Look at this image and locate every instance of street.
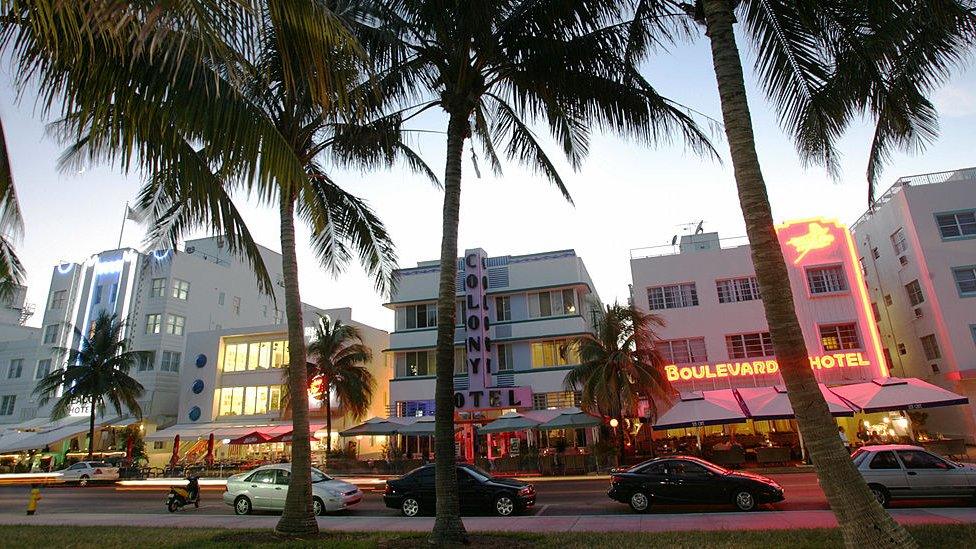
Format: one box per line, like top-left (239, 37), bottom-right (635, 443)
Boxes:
top-left (0, 473), bottom-right (970, 518)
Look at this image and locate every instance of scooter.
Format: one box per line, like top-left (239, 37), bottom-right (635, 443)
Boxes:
top-left (166, 476), bottom-right (200, 512)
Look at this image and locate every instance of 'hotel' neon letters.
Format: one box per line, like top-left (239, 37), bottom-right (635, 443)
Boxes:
top-left (663, 352), bottom-right (872, 382)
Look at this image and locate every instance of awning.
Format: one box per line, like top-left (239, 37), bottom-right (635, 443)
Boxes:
top-left (396, 416), bottom-right (436, 436)
top-left (830, 377), bottom-right (969, 413)
top-left (339, 417), bottom-right (404, 436)
top-left (653, 389), bottom-right (748, 430)
top-left (229, 431), bottom-right (274, 445)
top-left (534, 407), bottom-right (603, 430)
top-left (146, 422), bottom-right (293, 442)
top-left (736, 385), bottom-right (855, 420)
top-left (478, 412), bottom-right (540, 434)
top-left (0, 417), bottom-right (124, 453)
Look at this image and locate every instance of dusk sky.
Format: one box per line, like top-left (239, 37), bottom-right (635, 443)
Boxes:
top-left (4, 31), bottom-right (975, 332)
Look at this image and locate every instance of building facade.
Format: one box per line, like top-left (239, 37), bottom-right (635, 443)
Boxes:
top-left (851, 167), bottom-right (976, 441)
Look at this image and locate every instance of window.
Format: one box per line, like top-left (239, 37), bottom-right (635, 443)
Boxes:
top-left (806, 265), bottom-right (847, 294)
top-left (858, 257), bottom-right (867, 277)
top-left (35, 359), bottom-right (51, 380)
top-left (533, 391), bottom-right (580, 410)
top-left (49, 290), bottom-right (67, 309)
top-left (136, 351), bottom-right (155, 372)
top-left (171, 279), bottom-right (189, 300)
top-left (819, 323), bottom-right (861, 351)
top-left (150, 278), bottom-right (166, 298)
top-left (936, 211), bottom-right (976, 239)
top-left (399, 303), bottom-right (437, 330)
top-left (496, 343), bottom-right (513, 371)
top-left (952, 266), bottom-right (976, 296)
top-left (93, 284), bottom-right (103, 304)
top-left (671, 461), bottom-right (710, 479)
top-left (495, 296), bottom-right (512, 322)
top-left (402, 351), bottom-right (432, 377)
top-left (153, 441), bottom-right (166, 450)
top-left (716, 277), bottom-right (761, 303)
top-left (160, 351), bottom-right (181, 372)
top-left (0, 395), bottom-right (14, 416)
top-left (869, 451), bottom-right (901, 470)
top-left (530, 339), bottom-right (579, 368)
top-left (657, 338), bottom-right (708, 364)
top-left (215, 384), bottom-right (284, 417)
top-left (109, 283), bottom-right (118, 303)
top-left (232, 296), bottom-right (241, 315)
top-left (7, 359), bottom-right (23, 379)
top-left (871, 302), bottom-right (880, 322)
top-left (146, 314), bottom-right (161, 334)
top-left (218, 292), bottom-right (225, 306)
top-left (883, 294), bottom-right (893, 306)
top-left (890, 228), bottom-right (908, 255)
top-left (872, 247), bottom-right (880, 260)
top-left (274, 309), bottom-right (283, 324)
top-left (453, 347), bottom-right (467, 375)
top-left (43, 324), bottom-right (58, 344)
top-left (897, 450), bottom-right (951, 470)
top-left (905, 280), bottom-right (924, 306)
top-left (897, 343), bottom-right (907, 355)
top-left (726, 332), bottom-right (774, 359)
top-left (528, 289), bottom-right (577, 318)
top-left (920, 334), bottom-right (941, 360)
top-left (647, 283), bottom-right (698, 310)
top-left (165, 314), bottom-right (185, 336)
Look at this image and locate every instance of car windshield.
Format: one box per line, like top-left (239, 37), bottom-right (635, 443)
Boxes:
top-left (462, 464), bottom-right (492, 482)
top-left (311, 468), bottom-right (332, 483)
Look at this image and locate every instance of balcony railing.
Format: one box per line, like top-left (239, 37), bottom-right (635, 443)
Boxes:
top-left (852, 167), bottom-right (976, 230)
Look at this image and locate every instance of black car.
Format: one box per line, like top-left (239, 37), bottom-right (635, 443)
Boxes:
top-left (383, 463), bottom-right (536, 517)
top-left (608, 456), bottom-right (784, 512)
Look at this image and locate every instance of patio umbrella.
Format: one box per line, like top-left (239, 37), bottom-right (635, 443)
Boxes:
top-left (736, 385), bottom-right (855, 420)
top-left (397, 416), bottom-right (436, 436)
top-left (829, 377), bottom-right (969, 413)
top-left (204, 433), bottom-right (215, 466)
top-left (267, 431), bottom-right (320, 443)
top-left (478, 412), bottom-right (541, 434)
top-left (228, 431), bottom-right (274, 445)
top-left (653, 389), bottom-right (748, 430)
top-left (125, 436), bottom-right (134, 460)
top-left (537, 408), bottom-right (603, 430)
top-left (339, 417), bottom-right (403, 436)
top-left (169, 434), bottom-right (180, 467)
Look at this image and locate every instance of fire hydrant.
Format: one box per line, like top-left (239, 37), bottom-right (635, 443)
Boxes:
top-left (26, 483), bottom-right (41, 515)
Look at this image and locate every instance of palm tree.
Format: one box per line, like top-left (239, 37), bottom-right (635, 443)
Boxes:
top-left (622, 1), bottom-right (976, 545)
top-left (362, 3), bottom-right (716, 542)
top-left (33, 311), bottom-right (146, 460)
top-left (565, 303), bottom-right (671, 464)
top-left (307, 315), bottom-right (376, 453)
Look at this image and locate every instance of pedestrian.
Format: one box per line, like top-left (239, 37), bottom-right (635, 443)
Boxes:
top-left (838, 426), bottom-right (850, 452)
top-left (26, 483), bottom-right (41, 516)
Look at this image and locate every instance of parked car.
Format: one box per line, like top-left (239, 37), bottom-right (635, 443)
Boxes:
top-left (56, 461), bottom-right (120, 486)
top-left (383, 463), bottom-right (536, 517)
top-left (608, 456), bottom-right (784, 512)
top-left (223, 464), bottom-right (363, 516)
top-left (852, 444), bottom-right (976, 507)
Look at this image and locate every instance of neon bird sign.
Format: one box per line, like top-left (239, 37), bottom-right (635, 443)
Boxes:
top-left (786, 222), bottom-right (835, 264)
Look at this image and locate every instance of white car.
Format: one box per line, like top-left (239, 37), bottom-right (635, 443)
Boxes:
top-left (223, 464), bottom-right (363, 516)
top-left (852, 444), bottom-right (976, 506)
top-left (57, 461), bottom-right (120, 486)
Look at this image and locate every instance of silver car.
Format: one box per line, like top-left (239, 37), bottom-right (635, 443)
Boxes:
top-left (223, 464), bottom-right (363, 516)
top-left (852, 444), bottom-right (976, 506)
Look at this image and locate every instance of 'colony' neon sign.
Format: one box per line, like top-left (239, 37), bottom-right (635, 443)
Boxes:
top-left (664, 352), bottom-right (872, 382)
top-left (786, 222), bottom-right (835, 264)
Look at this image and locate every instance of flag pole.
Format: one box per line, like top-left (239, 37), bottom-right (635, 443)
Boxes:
top-left (118, 201), bottom-right (128, 249)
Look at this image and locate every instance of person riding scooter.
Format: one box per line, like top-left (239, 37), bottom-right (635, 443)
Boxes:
top-left (166, 475), bottom-right (200, 512)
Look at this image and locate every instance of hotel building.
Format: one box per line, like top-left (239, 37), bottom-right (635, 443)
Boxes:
top-left (851, 167), bottom-right (976, 441)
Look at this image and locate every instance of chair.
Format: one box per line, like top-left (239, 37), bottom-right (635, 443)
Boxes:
top-left (756, 446), bottom-right (791, 465)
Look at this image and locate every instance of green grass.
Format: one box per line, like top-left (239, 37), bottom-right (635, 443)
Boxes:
top-left (0, 525), bottom-right (973, 548)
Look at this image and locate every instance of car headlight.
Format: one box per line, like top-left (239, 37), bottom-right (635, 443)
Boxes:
top-left (326, 489), bottom-right (343, 498)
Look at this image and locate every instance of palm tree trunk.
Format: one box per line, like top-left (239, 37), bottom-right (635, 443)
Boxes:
top-left (429, 111), bottom-right (469, 546)
top-left (275, 192), bottom-right (319, 537)
top-left (87, 400), bottom-right (96, 460)
top-left (325, 393), bottom-right (333, 453)
top-left (616, 415), bottom-right (625, 466)
top-left (699, 1), bottom-right (915, 547)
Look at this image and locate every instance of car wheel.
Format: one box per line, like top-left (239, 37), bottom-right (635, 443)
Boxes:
top-left (234, 496), bottom-right (252, 515)
top-left (494, 494), bottom-right (516, 517)
top-left (78, 475), bottom-right (90, 487)
top-left (401, 497), bottom-right (421, 517)
top-left (869, 484), bottom-right (890, 508)
top-left (313, 497), bottom-right (325, 516)
top-left (733, 490), bottom-right (757, 511)
top-left (629, 491), bottom-right (651, 513)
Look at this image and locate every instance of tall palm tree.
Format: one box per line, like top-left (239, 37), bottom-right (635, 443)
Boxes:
top-left (33, 311), bottom-right (146, 460)
top-left (565, 303), bottom-right (671, 463)
top-left (362, 2), bottom-right (716, 542)
top-left (623, 1), bottom-right (976, 545)
top-left (307, 315), bottom-right (376, 453)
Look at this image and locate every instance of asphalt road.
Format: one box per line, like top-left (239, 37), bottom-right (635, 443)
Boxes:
top-left (0, 473), bottom-right (968, 518)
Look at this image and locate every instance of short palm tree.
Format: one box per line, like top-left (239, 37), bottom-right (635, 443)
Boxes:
top-left (565, 304), bottom-right (671, 464)
top-left (307, 316), bottom-right (376, 453)
top-left (33, 311), bottom-right (146, 460)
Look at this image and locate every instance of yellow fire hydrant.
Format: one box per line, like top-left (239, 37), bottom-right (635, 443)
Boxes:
top-left (26, 484), bottom-right (41, 515)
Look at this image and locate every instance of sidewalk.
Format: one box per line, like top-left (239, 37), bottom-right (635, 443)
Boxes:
top-left (2, 508), bottom-right (973, 532)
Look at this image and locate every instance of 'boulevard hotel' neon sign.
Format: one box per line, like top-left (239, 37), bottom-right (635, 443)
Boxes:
top-left (454, 249), bottom-right (532, 411)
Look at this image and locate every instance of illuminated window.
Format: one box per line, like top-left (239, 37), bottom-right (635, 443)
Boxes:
top-left (160, 351), bottom-right (181, 372)
top-left (716, 277), bottom-right (760, 304)
top-left (495, 296), bottom-right (512, 322)
top-left (497, 343), bottom-right (514, 371)
top-left (269, 386), bottom-right (282, 411)
top-left (401, 351), bottom-right (431, 377)
top-left (819, 323), bottom-right (861, 351)
top-left (455, 299), bottom-right (466, 326)
top-left (920, 334), bottom-right (941, 360)
top-left (532, 391), bottom-right (580, 410)
top-left (171, 279), bottom-right (190, 300)
top-left (890, 228), bottom-right (908, 255)
top-left (258, 342), bottom-right (272, 369)
top-left (230, 387), bottom-right (244, 415)
top-left (243, 387), bottom-right (256, 415)
top-left (647, 283), bottom-right (698, 310)
top-left (528, 289), bottom-right (577, 318)
top-left (657, 338), bottom-right (708, 364)
top-left (453, 347), bottom-right (467, 375)
top-left (165, 314), bottom-right (185, 336)
top-left (725, 332), bottom-right (774, 359)
top-left (806, 265), bottom-right (847, 294)
top-left (255, 386), bottom-right (269, 414)
top-left (272, 341), bottom-right (288, 368)
top-left (936, 211), bottom-right (976, 239)
top-left (952, 266), bottom-right (976, 296)
top-left (904, 280), bottom-right (924, 306)
top-left (43, 324), bottom-right (58, 344)
top-left (530, 339), bottom-right (578, 368)
top-left (247, 342), bottom-right (260, 370)
top-left (137, 351), bottom-right (155, 371)
top-left (145, 314), bottom-right (161, 334)
top-left (150, 278), bottom-right (166, 298)
top-left (49, 290), bottom-right (67, 310)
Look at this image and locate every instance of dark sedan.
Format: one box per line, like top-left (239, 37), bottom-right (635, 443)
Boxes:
top-left (383, 463), bottom-right (536, 517)
top-left (608, 456), bottom-right (784, 512)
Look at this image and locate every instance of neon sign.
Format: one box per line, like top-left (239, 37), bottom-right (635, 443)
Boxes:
top-left (786, 222), bottom-right (835, 264)
top-left (664, 352), bottom-right (872, 382)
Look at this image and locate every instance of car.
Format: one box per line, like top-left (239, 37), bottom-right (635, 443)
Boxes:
top-left (56, 461), bottom-right (119, 486)
top-left (222, 464), bottom-right (363, 516)
top-left (383, 463), bottom-right (536, 517)
top-left (607, 456), bottom-right (784, 512)
top-left (852, 444), bottom-right (976, 507)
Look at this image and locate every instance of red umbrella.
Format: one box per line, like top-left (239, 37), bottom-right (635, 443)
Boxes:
top-left (125, 436), bottom-right (134, 459)
top-left (228, 431), bottom-right (274, 445)
top-left (267, 431), bottom-right (319, 444)
top-left (169, 434), bottom-right (180, 467)
top-left (204, 433), bottom-right (215, 466)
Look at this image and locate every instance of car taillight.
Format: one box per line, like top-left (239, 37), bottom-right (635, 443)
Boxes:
top-left (611, 475), bottom-right (623, 484)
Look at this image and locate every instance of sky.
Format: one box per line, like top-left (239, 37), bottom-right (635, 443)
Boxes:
top-left (3, 29), bottom-right (975, 333)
